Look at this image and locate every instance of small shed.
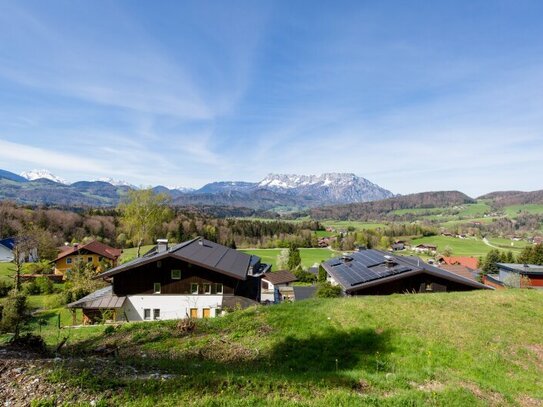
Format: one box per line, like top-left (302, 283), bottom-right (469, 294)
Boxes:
top-left (67, 286), bottom-right (126, 325)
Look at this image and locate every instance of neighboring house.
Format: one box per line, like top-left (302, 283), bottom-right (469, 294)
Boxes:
top-left (68, 237), bottom-right (270, 324)
top-left (261, 270), bottom-right (297, 303)
top-left (391, 242), bottom-right (405, 251)
top-left (413, 244), bottom-right (437, 253)
top-left (0, 238), bottom-right (15, 262)
top-left (438, 264), bottom-right (479, 282)
top-left (321, 249), bottom-right (489, 296)
top-left (438, 256), bottom-right (479, 270)
top-left (494, 263), bottom-right (543, 288)
top-left (0, 237), bottom-right (38, 263)
top-left (54, 240), bottom-right (122, 276)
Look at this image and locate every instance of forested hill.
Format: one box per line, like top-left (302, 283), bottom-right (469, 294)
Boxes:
top-left (478, 190), bottom-right (543, 207)
top-left (310, 191), bottom-right (475, 220)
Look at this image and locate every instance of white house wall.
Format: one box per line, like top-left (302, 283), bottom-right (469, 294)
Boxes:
top-left (121, 295), bottom-right (223, 321)
top-left (0, 245), bottom-right (13, 262)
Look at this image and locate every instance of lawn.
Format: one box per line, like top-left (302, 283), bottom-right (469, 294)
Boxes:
top-left (16, 290), bottom-right (543, 406)
top-left (241, 248), bottom-right (339, 270)
top-left (321, 220), bottom-right (388, 231)
top-left (487, 237), bottom-right (530, 250)
top-left (0, 261), bottom-right (12, 282)
top-left (503, 204), bottom-right (543, 218)
top-left (120, 245), bottom-right (155, 262)
top-left (409, 235), bottom-right (495, 257)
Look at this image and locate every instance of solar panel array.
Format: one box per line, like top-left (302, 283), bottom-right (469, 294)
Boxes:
top-left (323, 250), bottom-right (422, 288)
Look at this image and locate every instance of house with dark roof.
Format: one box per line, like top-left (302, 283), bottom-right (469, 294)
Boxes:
top-left (321, 249), bottom-right (489, 296)
top-left (0, 237), bottom-right (15, 262)
top-left (494, 263), bottom-right (543, 288)
top-left (261, 270), bottom-right (297, 303)
top-left (54, 240), bottom-right (122, 276)
top-left (68, 237), bottom-right (270, 323)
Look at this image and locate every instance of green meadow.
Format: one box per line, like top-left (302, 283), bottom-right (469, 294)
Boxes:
top-left (18, 290), bottom-right (543, 406)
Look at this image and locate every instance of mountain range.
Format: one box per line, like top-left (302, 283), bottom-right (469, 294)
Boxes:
top-left (0, 169), bottom-right (394, 210)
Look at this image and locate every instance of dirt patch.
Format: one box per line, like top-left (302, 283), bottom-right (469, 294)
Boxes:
top-left (517, 395), bottom-right (543, 407)
top-left (526, 344), bottom-right (543, 369)
top-left (461, 382), bottom-right (506, 406)
top-left (411, 380), bottom-right (445, 392)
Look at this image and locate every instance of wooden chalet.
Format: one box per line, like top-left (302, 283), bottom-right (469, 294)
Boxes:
top-left (67, 237), bottom-right (270, 324)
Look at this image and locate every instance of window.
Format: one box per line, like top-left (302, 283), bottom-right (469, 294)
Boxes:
top-left (154, 283), bottom-right (161, 294)
top-left (171, 269), bottom-right (181, 280)
top-left (66, 257), bottom-right (72, 264)
top-left (153, 309), bottom-right (160, 320)
top-left (191, 283), bottom-right (199, 295)
top-left (203, 283), bottom-right (211, 295)
top-left (261, 281), bottom-right (269, 290)
top-left (216, 283), bottom-right (223, 294)
top-left (144, 309), bottom-right (151, 320)
top-left (87, 257), bottom-right (93, 263)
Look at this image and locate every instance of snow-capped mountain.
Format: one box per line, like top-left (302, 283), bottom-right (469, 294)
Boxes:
top-left (20, 169), bottom-right (69, 185)
top-left (166, 186), bottom-right (196, 193)
top-left (257, 173), bottom-right (394, 203)
top-left (95, 177), bottom-right (137, 188)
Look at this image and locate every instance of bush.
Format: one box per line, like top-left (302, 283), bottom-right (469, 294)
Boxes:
top-left (293, 268), bottom-right (317, 283)
top-left (22, 280), bottom-right (41, 295)
top-left (0, 280), bottom-right (12, 297)
top-left (35, 276), bottom-right (54, 294)
top-left (22, 260), bottom-right (54, 275)
top-left (0, 290), bottom-right (30, 337)
top-left (316, 282), bottom-right (342, 298)
top-left (43, 293), bottom-right (66, 309)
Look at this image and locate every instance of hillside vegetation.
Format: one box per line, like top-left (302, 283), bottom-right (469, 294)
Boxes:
top-left (18, 290), bottom-right (543, 406)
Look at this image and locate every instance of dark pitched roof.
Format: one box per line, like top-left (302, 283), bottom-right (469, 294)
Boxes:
top-left (97, 237), bottom-right (268, 281)
top-left (56, 240), bottom-right (122, 262)
top-left (293, 286), bottom-right (317, 301)
top-left (0, 237), bottom-right (15, 250)
top-left (262, 270), bottom-right (297, 285)
top-left (497, 263), bottom-right (543, 274)
top-left (322, 250), bottom-right (489, 293)
top-left (67, 286), bottom-right (125, 309)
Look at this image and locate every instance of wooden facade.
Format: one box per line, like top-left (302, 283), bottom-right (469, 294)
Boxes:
top-left (112, 257), bottom-right (260, 301)
top-left (349, 273), bottom-right (481, 296)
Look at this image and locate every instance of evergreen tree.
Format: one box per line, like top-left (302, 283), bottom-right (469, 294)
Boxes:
top-left (287, 244), bottom-right (302, 271)
top-left (481, 249), bottom-right (502, 274)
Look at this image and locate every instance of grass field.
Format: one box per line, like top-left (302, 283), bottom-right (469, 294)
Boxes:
top-left (14, 290), bottom-right (543, 406)
top-left (320, 220), bottom-right (388, 231)
top-left (0, 261), bottom-right (12, 282)
top-left (409, 235), bottom-right (494, 257)
top-left (487, 237), bottom-right (529, 250)
top-left (242, 248), bottom-right (339, 270)
top-left (503, 204), bottom-right (543, 218)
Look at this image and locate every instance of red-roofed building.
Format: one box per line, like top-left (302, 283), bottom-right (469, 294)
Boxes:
top-left (438, 256), bottom-right (479, 270)
top-left (54, 240), bottom-right (122, 276)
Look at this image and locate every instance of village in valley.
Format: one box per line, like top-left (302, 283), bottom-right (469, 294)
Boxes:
top-left (2, 1), bottom-right (543, 405)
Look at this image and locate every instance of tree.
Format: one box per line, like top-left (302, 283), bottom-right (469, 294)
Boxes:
top-left (315, 282), bottom-right (342, 298)
top-left (276, 249), bottom-right (289, 270)
top-left (481, 249), bottom-right (502, 275)
top-left (0, 290), bottom-right (30, 339)
top-left (441, 245), bottom-right (453, 257)
top-left (287, 244), bottom-right (302, 271)
top-left (118, 189), bottom-right (171, 257)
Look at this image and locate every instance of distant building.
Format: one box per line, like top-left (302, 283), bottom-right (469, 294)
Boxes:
top-left (261, 270), bottom-right (298, 303)
top-left (438, 256), bottom-right (479, 270)
top-left (0, 238), bottom-right (15, 262)
top-left (391, 242), bottom-right (405, 251)
top-left (54, 240), bottom-right (122, 276)
top-left (413, 244), bottom-right (437, 254)
top-left (321, 250), bottom-right (489, 295)
top-left (495, 263), bottom-right (543, 288)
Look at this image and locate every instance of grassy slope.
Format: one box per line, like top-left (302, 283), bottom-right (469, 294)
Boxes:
top-left (0, 261), bottom-right (12, 282)
top-left (410, 235), bottom-right (501, 257)
top-left (504, 204), bottom-right (543, 218)
top-left (39, 290), bottom-right (543, 406)
top-left (241, 248), bottom-right (338, 270)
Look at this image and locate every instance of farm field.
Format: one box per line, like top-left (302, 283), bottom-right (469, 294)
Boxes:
top-left (487, 237), bottom-right (530, 250)
top-left (320, 220), bottom-right (388, 231)
top-left (5, 290), bottom-right (543, 406)
top-left (503, 204), bottom-right (543, 218)
top-left (409, 235), bottom-right (496, 257)
top-left (242, 248), bottom-right (339, 270)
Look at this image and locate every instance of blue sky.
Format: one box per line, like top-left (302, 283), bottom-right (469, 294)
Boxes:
top-left (0, 1), bottom-right (542, 196)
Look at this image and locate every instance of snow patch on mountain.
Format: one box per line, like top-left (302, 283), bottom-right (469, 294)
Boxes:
top-left (95, 177), bottom-right (137, 188)
top-left (21, 169), bottom-right (69, 185)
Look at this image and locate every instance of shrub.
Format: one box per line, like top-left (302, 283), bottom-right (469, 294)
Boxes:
top-left (316, 282), bottom-right (342, 298)
top-left (35, 276), bottom-right (54, 294)
top-left (0, 290), bottom-right (30, 338)
top-left (0, 280), bottom-right (12, 297)
top-left (22, 280), bottom-right (41, 295)
top-left (43, 293), bottom-right (65, 309)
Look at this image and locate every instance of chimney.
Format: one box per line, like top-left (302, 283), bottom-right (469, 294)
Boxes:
top-left (157, 239), bottom-right (168, 253)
